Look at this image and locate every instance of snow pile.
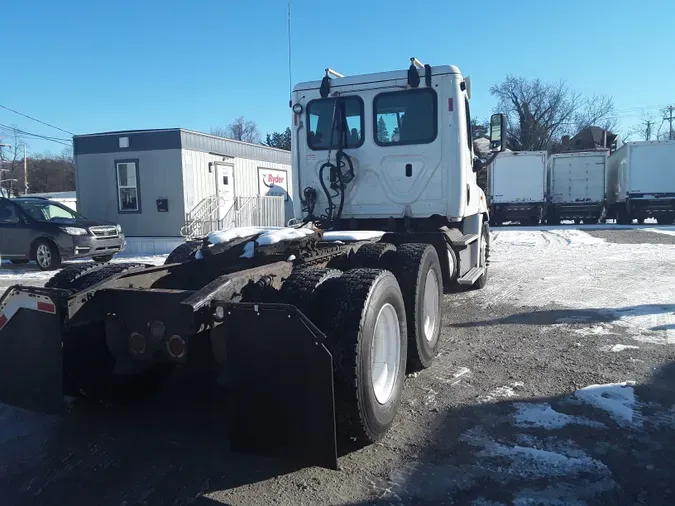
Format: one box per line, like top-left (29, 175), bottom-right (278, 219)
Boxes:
top-left (207, 226), bottom-right (316, 246)
top-left (486, 228), bottom-right (675, 344)
top-left (240, 241), bottom-right (255, 259)
top-left (547, 229), bottom-right (607, 246)
top-left (600, 344), bottom-right (639, 352)
top-left (207, 227), bottom-right (274, 245)
top-left (513, 402), bottom-right (604, 429)
top-left (200, 226), bottom-right (317, 259)
top-left (570, 382), bottom-right (639, 427)
top-left (322, 230), bottom-right (385, 242)
top-left (255, 227), bottom-right (315, 245)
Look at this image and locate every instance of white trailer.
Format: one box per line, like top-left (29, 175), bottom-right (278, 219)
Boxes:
top-left (547, 150), bottom-right (608, 224)
top-left (488, 150), bottom-right (547, 225)
top-left (606, 140), bottom-right (675, 224)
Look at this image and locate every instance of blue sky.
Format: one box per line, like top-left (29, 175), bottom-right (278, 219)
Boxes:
top-left (0, 0), bottom-right (672, 155)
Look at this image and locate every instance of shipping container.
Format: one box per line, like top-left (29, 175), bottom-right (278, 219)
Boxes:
top-left (547, 150), bottom-right (608, 224)
top-left (488, 150), bottom-right (547, 225)
top-left (606, 140), bottom-right (675, 224)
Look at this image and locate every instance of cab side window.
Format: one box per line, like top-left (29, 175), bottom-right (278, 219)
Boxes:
top-left (0, 201), bottom-right (20, 224)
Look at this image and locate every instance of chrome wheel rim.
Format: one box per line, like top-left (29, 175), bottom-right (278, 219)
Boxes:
top-left (370, 303), bottom-right (401, 405)
top-left (36, 244), bottom-right (51, 267)
top-left (423, 269), bottom-right (440, 342)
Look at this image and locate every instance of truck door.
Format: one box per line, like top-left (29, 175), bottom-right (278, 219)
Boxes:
top-left (214, 163), bottom-right (235, 228)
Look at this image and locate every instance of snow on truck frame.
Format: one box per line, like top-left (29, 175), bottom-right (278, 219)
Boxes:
top-left (0, 58), bottom-right (505, 469)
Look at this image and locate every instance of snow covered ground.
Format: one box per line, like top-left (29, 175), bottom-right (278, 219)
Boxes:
top-left (486, 225), bottom-right (675, 345)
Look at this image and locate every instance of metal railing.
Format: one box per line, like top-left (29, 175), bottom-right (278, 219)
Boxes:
top-left (181, 195), bottom-right (286, 239)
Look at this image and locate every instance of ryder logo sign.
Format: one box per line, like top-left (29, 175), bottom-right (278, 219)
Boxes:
top-left (258, 168), bottom-right (288, 200)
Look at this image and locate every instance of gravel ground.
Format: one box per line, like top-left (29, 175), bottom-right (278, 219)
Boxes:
top-left (1, 227), bottom-right (674, 506)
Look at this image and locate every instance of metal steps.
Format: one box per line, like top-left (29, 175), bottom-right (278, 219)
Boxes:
top-left (451, 234), bottom-right (479, 247)
top-left (457, 266), bottom-right (485, 285)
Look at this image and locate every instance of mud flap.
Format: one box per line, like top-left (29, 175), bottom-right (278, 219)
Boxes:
top-left (214, 302), bottom-right (338, 470)
top-left (0, 286), bottom-right (67, 414)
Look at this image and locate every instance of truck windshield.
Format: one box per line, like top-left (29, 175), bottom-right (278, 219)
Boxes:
top-left (307, 97), bottom-right (364, 150)
top-left (17, 200), bottom-right (83, 222)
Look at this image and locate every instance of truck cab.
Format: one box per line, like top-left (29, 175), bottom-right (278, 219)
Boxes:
top-left (290, 59), bottom-right (505, 287)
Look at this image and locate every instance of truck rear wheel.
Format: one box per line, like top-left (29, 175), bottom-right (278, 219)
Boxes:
top-left (314, 269), bottom-right (407, 444)
top-left (394, 244), bottom-right (443, 372)
top-left (165, 241), bottom-right (202, 264)
top-left (66, 263), bottom-right (150, 292)
top-left (349, 243), bottom-right (397, 269)
top-left (45, 262), bottom-right (107, 289)
top-left (280, 267), bottom-right (342, 315)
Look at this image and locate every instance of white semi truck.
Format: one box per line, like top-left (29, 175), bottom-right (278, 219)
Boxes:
top-left (488, 150), bottom-right (548, 225)
top-left (547, 150), bottom-right (608, 224)
top-left (0, 58), bottom-right (506, 469)
top-left (606, 140), bottom-right (675, 224)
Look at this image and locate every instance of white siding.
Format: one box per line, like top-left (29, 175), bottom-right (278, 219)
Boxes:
top-left (75, 149), bottom-right (185, 237)
top-left (181, 149), bottom-right (294, 222)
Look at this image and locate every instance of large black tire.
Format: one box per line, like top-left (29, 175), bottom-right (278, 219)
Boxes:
top-left (473, 222), bottom-right (490, 290)
top-left (33, 238), bottom-right (61, 271)
top-left (349, 243), bottom-right (397, 270)
top-left (657, 216), bottom-right (674, 225)
top-left (313, 269), bottom-right (407, 444)
top-left (394, 244), bottom-right (443, 372)
top-left (165, 241), bottom-right (202, 264)
top-left (67, 262), bottom-right (149, 293)
top-left (45, 262), bottom-right (107, 289)
top-left (279, 266), bottom-right (342, 315)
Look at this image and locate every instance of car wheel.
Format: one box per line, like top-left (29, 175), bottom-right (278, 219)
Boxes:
top-left (34, 239), bottom-right (61, 271)
top-left (93, 255), bottom-right (114, 263)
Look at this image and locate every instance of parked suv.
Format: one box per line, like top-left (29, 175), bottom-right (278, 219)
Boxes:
top-left (0, 196), bottom-right (126, 270)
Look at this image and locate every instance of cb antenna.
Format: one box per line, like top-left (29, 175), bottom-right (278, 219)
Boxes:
top-left (287, 0), bottom-right (293, 107)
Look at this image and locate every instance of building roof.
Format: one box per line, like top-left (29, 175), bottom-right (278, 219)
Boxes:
top-left (73, 128), bottom-right (291, 165)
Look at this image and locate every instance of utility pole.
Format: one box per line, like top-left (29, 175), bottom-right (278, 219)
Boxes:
top-left (664, 106), bottom-right (674, 141)
top-left (23, 144), bottom-right (27, 194)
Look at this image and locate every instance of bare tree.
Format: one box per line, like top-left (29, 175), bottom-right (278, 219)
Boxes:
top-left (625, 114), bottom-right (656, 141)
top-left (211, 117), bottom-right (261, 143)
top-left (0, 129), bottom-right (25, 196)
top-left (490, 75), bottom-right (616, 151)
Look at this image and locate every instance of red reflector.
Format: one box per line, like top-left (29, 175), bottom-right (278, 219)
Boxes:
top-left (448, 98), bottom-right (454, 112)
top-left (293, 113), bottom-right (299, 126)
top-left (37, 301), bottom-right (56, 314)
top-left (0, 314), bottom-right (7, 330)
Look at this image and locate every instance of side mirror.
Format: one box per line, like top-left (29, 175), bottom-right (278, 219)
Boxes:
top-left (489, 113), bottom-right (506, 153)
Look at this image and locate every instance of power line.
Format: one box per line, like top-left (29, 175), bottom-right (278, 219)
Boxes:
top-left (0, 124), bottom-right (72, 147)
top-left (0, 103), bottom-right (74, 136)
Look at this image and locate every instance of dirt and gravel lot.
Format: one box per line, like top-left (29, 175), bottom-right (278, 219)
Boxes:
top-left (1, 226), bottom-right (675, 506)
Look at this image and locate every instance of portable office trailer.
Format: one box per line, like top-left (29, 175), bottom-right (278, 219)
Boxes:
top-left (488, 150), bottom-right (547, 225)
top-left (606, 140), bottom-right (675, 224)
top-left (547, 150), bottom-right (608, 224)
top-left (73, 129), bottom-right (292, 253)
